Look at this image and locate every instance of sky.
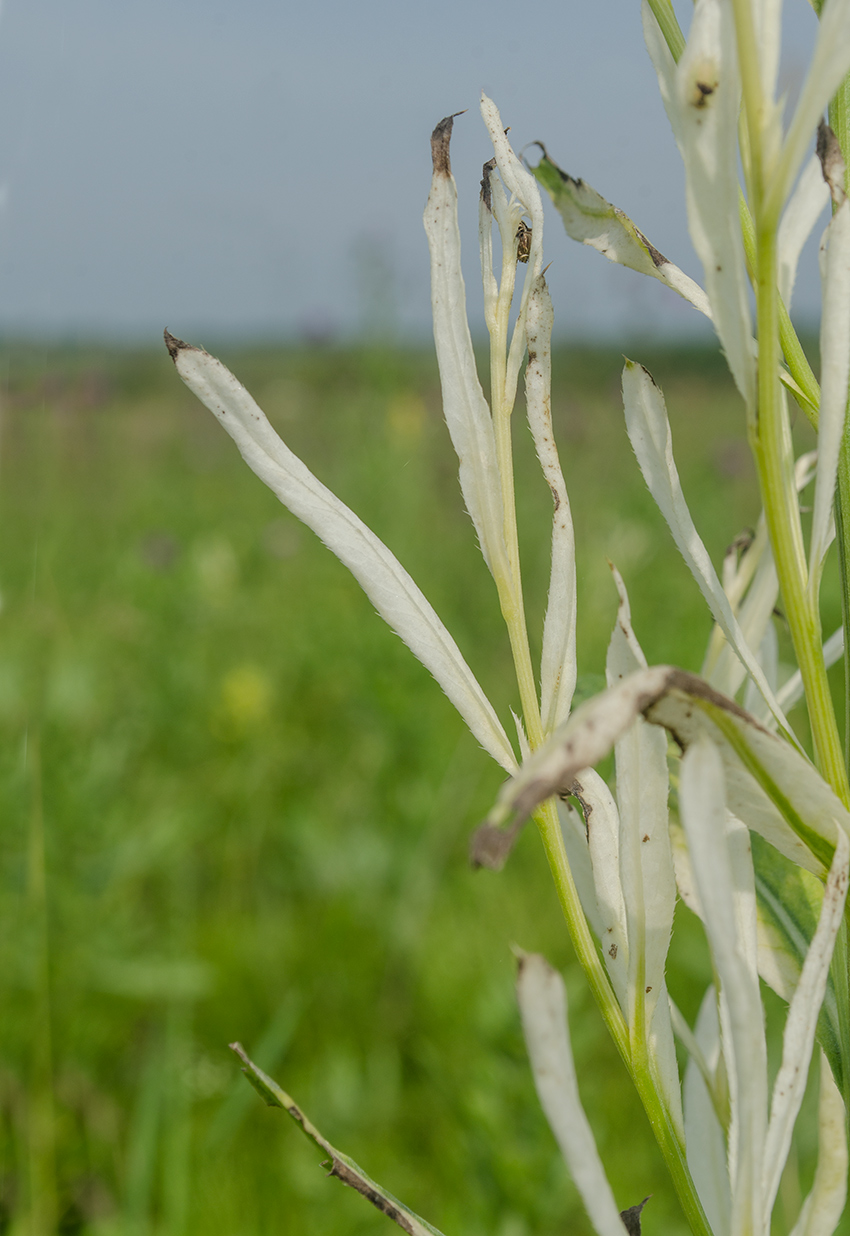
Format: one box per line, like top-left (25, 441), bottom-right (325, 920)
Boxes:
top-left (0, 0), bottom-right (826, 344)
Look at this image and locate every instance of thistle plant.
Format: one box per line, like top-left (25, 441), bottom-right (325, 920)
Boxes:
top-left (165, 1), bottom-right (850, 1233)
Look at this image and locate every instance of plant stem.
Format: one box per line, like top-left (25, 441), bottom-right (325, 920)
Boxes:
top-left (738, 189), bottom-right (821, 425)
top-left (750, 225), bottom-right (848, 804)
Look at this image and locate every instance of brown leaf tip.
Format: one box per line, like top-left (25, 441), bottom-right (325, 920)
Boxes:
top-left (163, 328), bottom-right (192, 361)
top-left (620, 1196), bottom-right (651, 1236)
top-left (431, 111), bottom-right (465, 177)
top-left (470, 820), bottom-right (520, 870)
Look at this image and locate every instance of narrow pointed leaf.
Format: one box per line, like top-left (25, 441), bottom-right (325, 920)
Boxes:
top-left (532, 151), bottom-right (711, 318)
top-left (229, 1044), bottom-right (447, 1236)
top-left (516, 953), bottom-right (628, 1236)
top-left (606, 570), bottom-right (676, 1048)
top-left (772, 0), bottom-right (850, 216)
top-left (679, 737), bottom-right (767, 1236)
top-left (480, 94), bottom-right (546, 410)
top-left (673, 0), bottom-right (756, 408)
top-left (526, 274), bottom-right (576, 731)
top-left (682, 989), bottom-right (732, 1236)
top-left (762, 829), bottom-right (849, 1215)
top-left (571, 769), bottom-right (630, 1012)
top-left (788, 1054), bottom-right (848, 1236)
top-left (622, 360), bottom-right (791, 737)
top-left (809, 198), bottom-right (850, 587)
top-left (165, 335), bottom-right (517, 774)
top-left (709, 544), bottom-right (778, 701)
top-left (557, 796), bottom-right (606, 941)
top-left (753, 834), bottom-right (845, 1095)
top-left (778, 155), bottom-right (830, 307)
top-left (424, 115), bottom-right (511, 584)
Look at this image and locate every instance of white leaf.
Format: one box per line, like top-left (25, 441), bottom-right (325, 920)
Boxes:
top-left (516, 953), bottom-right (627, 1236)
top-left (622, 361), bottom-right (791, 736)
top-left (683, 988), bottom-right (732, 1236)
top-left (533, 150), bottom-right (711, 319)
top-left (778, 155), bottom-right (830, 308)
top-left (710, 543), bottom-right (778, 701)
top-left (774, 0), bottom-right (850, 217)
top-left (809, 198), bottom-right (850, 589)
top-left (788, 1053), bottom-right (848, 1236)
top-left (642, 0), bottom-right (684, 154)
top-left (572, 770), bottom-right (629, 1012)
top-left (166, 336), bottom-right (517, 774)
top-left (674, 0), bottom-right (756, 408)
top-left (606, 569), bottom-right (676, 1038)
top-left (762, 829), bottom-right (849, 1216)
top-left (423, 116), bottom-right (510, 584)
top-left (480, 94), bottom-right (546, 409)
top-left (679, 736), bottom-right (767, 1236)
top-left (557, 796), bottom-right (605, 940)
top-left (526, 275), bottom-right (577, 732)
top-left (475, 666), bottom-right (846, 879)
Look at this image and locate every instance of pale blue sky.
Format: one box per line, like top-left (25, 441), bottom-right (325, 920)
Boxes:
top-left (0, 0), bottom-right (824, 342)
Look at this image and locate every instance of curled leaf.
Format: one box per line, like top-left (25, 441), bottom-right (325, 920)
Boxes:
top-left (474, 666), bottom-right (847, 874)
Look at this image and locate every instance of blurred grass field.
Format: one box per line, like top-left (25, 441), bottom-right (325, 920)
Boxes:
top-left (0, 339), bottom-right (835, 1236)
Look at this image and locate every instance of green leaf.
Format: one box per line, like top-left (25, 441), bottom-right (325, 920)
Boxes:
top-left (752, 834), bottom-right (845, 1097)
top-left (229, 1043), bottom-right (449, 1236)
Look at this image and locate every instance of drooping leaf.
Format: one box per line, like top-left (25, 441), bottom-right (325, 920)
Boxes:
top-left (531, 150), bottom-right (711, 318)
top-left (474, 666), bottom-right (847, 875)
top-left (230, 1043), bottom-right (448, 1236)
top-left (165, 334), bottom-right (517, 774)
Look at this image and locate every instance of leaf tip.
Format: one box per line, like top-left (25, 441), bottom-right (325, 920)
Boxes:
top-left (430, 112), bottom-right (465, 177)
top-left (620, 1196), bottom-right (651, 1236)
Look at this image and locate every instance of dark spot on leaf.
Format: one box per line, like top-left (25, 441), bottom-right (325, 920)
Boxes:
top-left (692, 80), bottom-right (717, 108)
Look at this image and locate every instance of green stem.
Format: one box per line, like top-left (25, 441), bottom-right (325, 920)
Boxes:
top-left (644, 0), bottom-right (685, 62)
top-left (750, 225), bottom-right (848, 804)
top-left (535, 800), bottom-right (712, 1236)
top-left (739, 188), bottom-right (821, 425)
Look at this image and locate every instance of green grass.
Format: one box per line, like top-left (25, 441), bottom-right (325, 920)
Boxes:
top-left (0, 339), bottom-right (832, 1235)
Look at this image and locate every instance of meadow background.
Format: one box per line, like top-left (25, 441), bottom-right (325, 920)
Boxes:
top-left (2, 337), bottom-right (839, 1236)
